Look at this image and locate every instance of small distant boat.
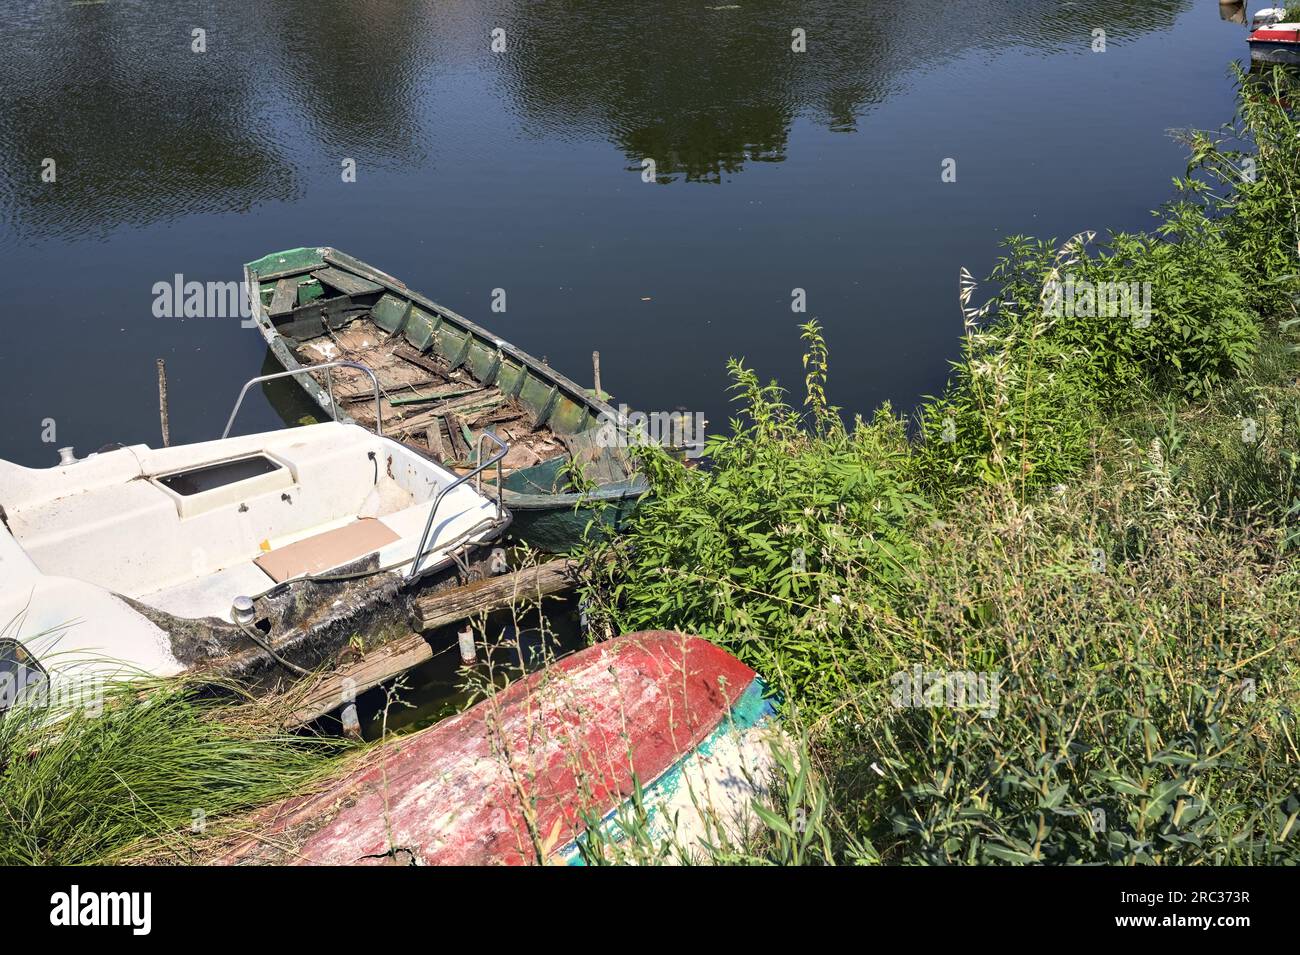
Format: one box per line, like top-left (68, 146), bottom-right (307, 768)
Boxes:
top-left (216, 631), bottom-right (778, 865)
top-left (1249, 10), bottom-right (1300, 64)
top-left (243, 248), bottom-right (648, 553)
top-left (0, 394), bottom-right (509, 704)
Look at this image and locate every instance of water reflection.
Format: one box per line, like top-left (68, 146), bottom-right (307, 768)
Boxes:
top-left (0, 0), bottom-right (1237, 472)
top-left (0, 2), bottom-right (296, 237)
top-left (256, 0), bottom-right (439, 167)
top-left (0, 0), bottom-right (1197, 237)
top-left (496, 0), bottom-right (1191, 182)
top-left (1220, 2), bottom-right (1247, 26)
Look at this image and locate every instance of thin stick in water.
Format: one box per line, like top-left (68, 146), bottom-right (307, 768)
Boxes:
top-left (156, 358), bottom-right (170, 447)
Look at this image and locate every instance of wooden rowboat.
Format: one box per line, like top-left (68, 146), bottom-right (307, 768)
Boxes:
top-left (244, 248), bottom-right (648, 552)
top-left (216, 631), bottom-right (778, 865)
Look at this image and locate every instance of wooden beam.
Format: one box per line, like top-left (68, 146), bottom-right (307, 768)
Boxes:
top-left (269, 277), bottom-right (298, 316)
top-left (393, 392), bottom-right (502, 438)
top-left (426, 423), bottom-right (448, 461)
top-left (415, 560), bottom-right (576, 631)
top-left (442, 412), bottom-right (470, 460)
top-left (311, 266), bottom-right (382, 297)
top-left (393, 343), bottom-right (448, 376)
top-left (283, 633), bottom-right (433, 727)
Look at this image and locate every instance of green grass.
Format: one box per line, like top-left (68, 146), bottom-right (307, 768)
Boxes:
top-left (0, 679), bottom-right (343, 865)
top-left (572, 66), bottom-right (1300, 864)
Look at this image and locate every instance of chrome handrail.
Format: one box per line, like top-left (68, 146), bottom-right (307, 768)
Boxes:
top-left (406, 429), bottom-right (508, 580)
top-left (222, 361), bottom-right (383, 438)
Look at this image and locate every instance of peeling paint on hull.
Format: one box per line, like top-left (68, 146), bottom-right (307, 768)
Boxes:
top-left (217, 631), bottom-right (775, 865)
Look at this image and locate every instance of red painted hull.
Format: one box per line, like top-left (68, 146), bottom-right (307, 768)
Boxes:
top-left (219, 631), bottom-right (760, 865)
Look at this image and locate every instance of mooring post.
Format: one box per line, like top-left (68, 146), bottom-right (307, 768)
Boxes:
top-left (156, 358), bottom-right (170, 447)
top-left (592, 350), bottom-right (602, 400)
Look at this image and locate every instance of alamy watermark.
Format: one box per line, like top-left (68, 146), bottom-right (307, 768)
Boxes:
top-left (152, 274), bottom-right (256, 326)
top-left (890, 665), bottom-right (1001, 718)
top-left (1043, 274), bottom-right (1152, 328)
top-left (50, 885), bottom-right (151, 935)
top-left (595, 403), bottom-right (707, 458)
top-left (1, 668), bottom-right (104, 717)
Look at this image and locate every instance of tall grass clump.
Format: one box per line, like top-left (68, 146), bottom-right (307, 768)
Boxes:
top-left (0, 681), bottom-right (343, 864)
top-left (824, 466), bottom-right (1300, 864)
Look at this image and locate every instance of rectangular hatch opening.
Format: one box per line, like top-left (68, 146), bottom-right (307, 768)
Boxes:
top-left (155, 454), bottom-right (282, 496)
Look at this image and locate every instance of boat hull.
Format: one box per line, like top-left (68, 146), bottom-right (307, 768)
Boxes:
top-left (0, 422), bottom-right (510, 697)
top-left (1250, 26), bottom-right (1300, 64)
top-left (1251, 41), bottom-right (1300, 64)
top-left (499, 478), bottom-right (645, 552)
top-left (243, 248), bottom-right (648, 553)
top-left (216, 631), bottom-right (777, 865)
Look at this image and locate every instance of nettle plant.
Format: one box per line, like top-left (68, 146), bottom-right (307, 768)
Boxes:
top-left (579, 321), bottom-right (930, 714)
top-left (918, 236), bottom-right (1105, 497)
top-left (1084, 198), bottom-right (1257, 400)
top-left (920, 178), bottom-right (1261, 500)
top-left (1183, 66), bottom-right (1300, 320)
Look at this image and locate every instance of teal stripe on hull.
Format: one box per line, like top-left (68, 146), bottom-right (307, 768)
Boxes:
top-left (561, 677), bottom-right (777, 864)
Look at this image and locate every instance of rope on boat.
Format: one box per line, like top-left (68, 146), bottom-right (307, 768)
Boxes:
top-left (236, 620), bottom-right (310, 676)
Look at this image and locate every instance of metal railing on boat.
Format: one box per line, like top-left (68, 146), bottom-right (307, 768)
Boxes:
top-left (407, 430), bottom-right (508, 580)
top-left (221, 359), bottom-right (510, 582)
top-left (222, 361), bottom-right (384, 438)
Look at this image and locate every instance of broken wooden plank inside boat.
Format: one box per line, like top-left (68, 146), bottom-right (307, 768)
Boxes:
top-left (245, 247), bottom-right (650, 552)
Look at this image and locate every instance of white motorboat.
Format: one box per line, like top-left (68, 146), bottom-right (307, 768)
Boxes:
top-left (0, 362), bottom-right (509, 711)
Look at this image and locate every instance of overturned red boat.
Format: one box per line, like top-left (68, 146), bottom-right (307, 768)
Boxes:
top-left (219, 631), bottom-right (776, 865)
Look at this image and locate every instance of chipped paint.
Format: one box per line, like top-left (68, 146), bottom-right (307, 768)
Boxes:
top-left (215, 632), bottom-right (774, 865)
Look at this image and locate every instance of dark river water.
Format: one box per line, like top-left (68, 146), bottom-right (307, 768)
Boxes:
top-left (0, 0), bottom-right (1249, 467)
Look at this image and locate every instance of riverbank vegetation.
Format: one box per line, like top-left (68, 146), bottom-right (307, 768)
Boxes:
top-left (0, 678), bottom-right (341, 865)
top-left (575, 66), bottom-right (1300, 864)
top-left (6, 68), bottom-right (1298, 868)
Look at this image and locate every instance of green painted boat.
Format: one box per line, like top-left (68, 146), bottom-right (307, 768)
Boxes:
top-left (244, 247), bottom-right (647, 553)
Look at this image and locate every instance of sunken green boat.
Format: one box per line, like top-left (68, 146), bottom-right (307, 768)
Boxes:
top-left (244, 247), bottom-right (646, 552)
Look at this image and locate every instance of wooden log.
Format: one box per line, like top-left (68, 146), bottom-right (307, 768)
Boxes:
top-left (426, 423), bottom-right (448, 461)
top-left (393, 343), bottom-right (449, 376)
top-left (444, 412), bottom-right (470, 460)
top-left (156, 358), bottom-right (170, 448)
top-left (415, 560), bottom-right (575, 631)
top-left (283, 634), bottom-right (433, 727)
